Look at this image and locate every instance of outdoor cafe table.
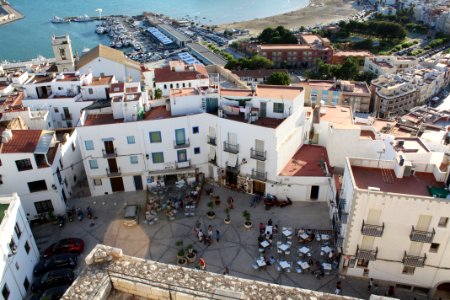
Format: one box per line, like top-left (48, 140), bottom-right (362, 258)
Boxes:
top-left (321, 234), bottom-right (330, 241)
top-left (279, 260), bottom-right (290, 269)
top-left (321, 246), bottom-right (332, 254)
top-left (278, 243), bottom-right (290, 252)
top-left (256, 258), bottom-right (267, 267)
top-left (322, 262), bottom-right (332, 270)
top-left (265, 225), bottom-right (273, 234)
top-left (282, 229), bottom-right (293, 237)
top-left (299, 233), bottom-right (309, 240)
top-left (299, 246), bottom-right (311, 255)
top-left (297, 260), bottom-right (310, 270)
top-left (260, 240), bottom-right (270, 248)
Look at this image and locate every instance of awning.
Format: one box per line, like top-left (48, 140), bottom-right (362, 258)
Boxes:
top-left (227, 153), bottom-right (238, 167)
top-left (34, 132), bottom-right (53, 154)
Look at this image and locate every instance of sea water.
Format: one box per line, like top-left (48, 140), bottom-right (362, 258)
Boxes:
top-left (0, 0), bottom-right (308, 61)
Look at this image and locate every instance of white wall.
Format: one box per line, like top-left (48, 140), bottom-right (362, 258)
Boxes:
top-left (78, 58), bottom-right (141, 83)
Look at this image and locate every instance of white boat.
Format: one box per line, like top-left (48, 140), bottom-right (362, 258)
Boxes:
top-left (96, 26), bottom-right (106, 34)
top-left (110, 41), bottom-right (116, 48)
top-left (82, 47), bottom-right (90, 54)
top-left (115, 41), bottom-right (123, 48)
top-left (73, 14), bottom-right (92, 22)
top-left (51, 16), bottom-right (70, 23)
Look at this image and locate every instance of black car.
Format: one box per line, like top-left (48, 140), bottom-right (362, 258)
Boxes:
top-left (31, 269), bottom-right (74, 293)
top-left (30, 285), bottom-right (70, 300)
top-left (34, 253), bottom-right (77, 276)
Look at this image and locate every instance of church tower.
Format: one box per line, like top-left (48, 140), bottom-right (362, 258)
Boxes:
top-left (52, 34), bottom-right (75, 72)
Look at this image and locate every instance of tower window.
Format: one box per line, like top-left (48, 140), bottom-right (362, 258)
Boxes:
top-left (59, 48), bottom-right (66, 60)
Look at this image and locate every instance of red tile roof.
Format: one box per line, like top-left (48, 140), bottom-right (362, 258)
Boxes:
top-left (154, 64), bottom-right (208, 83)
top-left (110, 82), bottom-right (125, 93)
top-left (0, 130), bottom-right (42, 153)
top-left (279, 145), bottom-right (331, 177)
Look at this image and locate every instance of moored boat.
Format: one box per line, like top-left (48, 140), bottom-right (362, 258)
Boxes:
top-left (51, 16), bottom-right (70, 23)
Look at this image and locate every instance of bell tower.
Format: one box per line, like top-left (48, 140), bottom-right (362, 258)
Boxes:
top-left (51, 34), bottom-right (75, 72)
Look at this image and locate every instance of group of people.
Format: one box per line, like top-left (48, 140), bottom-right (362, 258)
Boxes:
top-left (195, 223), bottom-right (220, 246)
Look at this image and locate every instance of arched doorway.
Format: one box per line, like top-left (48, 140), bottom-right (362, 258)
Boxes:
top-left (435, 282), bottom-right (450, 299)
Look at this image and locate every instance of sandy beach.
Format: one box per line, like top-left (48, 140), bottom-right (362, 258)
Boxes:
top-left (217, 0), bottom-right (359, 35)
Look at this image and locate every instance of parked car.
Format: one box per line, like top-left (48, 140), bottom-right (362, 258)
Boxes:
top-left (123, 205), bottom-right (140, 226)
top-left (31, 269), bottom-right (74, 293)
top-left (43, 238), bottom-right (84, 258)
top-left (30, 284), bottom-right (70, 300)
top-left (34, 253), bottom-right (78, 275)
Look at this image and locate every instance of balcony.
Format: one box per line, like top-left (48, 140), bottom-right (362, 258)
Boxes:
top-left (207, 135), bottom-right (217, 146)
top-left (410, 226), bottom-right (435, 243)
top-left (361, 220), bottom-right (384, 237)
top-left (61, 113), bottom-right (72, 120)
top-left (251, 169), bottom-right (267, 181)
top-left (356, 245), bottom-right (378, 261)
top-left (403, 251), bottom-right (426, 267)
top-left (173, 138), bottom-right (190, 149)
top-left (223, 142), bottom-right (239, 154)
top-left (176, 160), bottom-right (191, 169)
top-left (106, 167), bottom-right (121, 177)
top-left (250, 148), bottom-right (266, 161)
top-left (102, 148), bottom-right (117, 158)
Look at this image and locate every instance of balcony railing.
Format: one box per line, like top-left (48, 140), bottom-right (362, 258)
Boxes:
top-left (251, 169), bottom-right (267, 181)
top-left (173, 138), bottom-right (190, 149)
top-left (61, 113), bottom-right (72, 120)
top-left (361, 220), bottom-right (384, 237)
top-left (102, 148), bottom-right (117, 158)
top-left (250, 148), bottom-right (266, 161)
top-left (176, 160), bottom-right (191, 169)
top-left (223, 142), bottom-right (239, 154)
top-left (356, 245), bottom-right (378, 261)
top-left (410, 226), bottom-right (435, 243)
top-left (207, 135), bottom-right (217, 146)
top-left (403, 251), bottom-right (426, 267)
top-left (106, 167), bottom-right (121, 177)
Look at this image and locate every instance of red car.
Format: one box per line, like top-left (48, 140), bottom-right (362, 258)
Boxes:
top-left (43, 238), bottom-right (84, 258)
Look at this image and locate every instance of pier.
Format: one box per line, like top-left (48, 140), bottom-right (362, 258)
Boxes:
top-left (0, 1), bottom-right (24, 26)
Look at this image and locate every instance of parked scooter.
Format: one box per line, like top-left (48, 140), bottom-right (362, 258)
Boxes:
top-left (56, 215), bottom-right (65, 228)
top-left (76, 208), bottom-right (84, 221)
top-left (67, 208), bottom-right (75, 222)
top-left (86, 206), bottom-right (93, 219)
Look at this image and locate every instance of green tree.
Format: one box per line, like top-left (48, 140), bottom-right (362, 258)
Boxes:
top-left (257, 26), bottom-right (298, 44)
top-left (154, 88), bottom-right (163, 99)
top-left (267, 72), bottom-right (291, 85)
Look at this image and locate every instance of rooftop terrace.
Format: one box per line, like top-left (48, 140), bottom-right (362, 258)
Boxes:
top-left (279, 145), bottom-right (331, 177)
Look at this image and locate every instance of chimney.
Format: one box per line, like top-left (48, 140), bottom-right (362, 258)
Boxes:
top-left (1, 129), bottom-right (13, 143)
top-left (313, 105), bottom-right (321, 124)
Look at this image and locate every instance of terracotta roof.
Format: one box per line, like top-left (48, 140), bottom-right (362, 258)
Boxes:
top-left (319, 105), bottom-right (354, 126)
top-left (154, 64), bottom-right (208, 83)
top-left (76, 44), bottom-right (140, 71)
top-left (84, 76), bottom-right (113, 86)
top-left (279, 145), bottom-right (331, 177)
top-left (0, 130), bottom-right (42, 153)
top-left (109, 82), bottom-right (125, 94)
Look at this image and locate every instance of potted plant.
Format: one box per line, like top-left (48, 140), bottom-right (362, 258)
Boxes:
top-left (185, 244), bottom-right (197, 263)
top-left (243, 210), bottom-right (252, 229)
top-left (224, 208), bottom-right (231, 224)
top-left (214, 195), bottom-right (221, 206)
top-left (206, 201), bottom-right (215, 220)
top-left (176, 240), bottom-right (187, 266)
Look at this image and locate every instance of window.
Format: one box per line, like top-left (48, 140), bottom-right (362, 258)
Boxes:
top-left (430, 243), bottom-right (440, 253)
top-left (163, 84), bottom-right (167, 89)
top-left (152, 152), bottom-right (164, 164)
top-left (84, 140), bottom-right (94, 150)
top-left (273, 103), bottom-right (284, 114)
top-left (15, 159), bottom-right (33, 172)
top-left (175, 128), bottom-right (186, 145)
top-left (177, 149), bottom-right (187, 162)
top-left (15, 262), bottom-right (19, 270)
top-left (88, 88), bottom-right (94, 95)
top-left (402, 266), bottom-right (415, 275)
top-left (130, 155), bottom-right (138, 164)
top-left (24, 241), bottom-right (30, 254)
top-left (194, 147), bottom-right (200, 154)
top-left (89, 160), bottom-right (98, 169)
top-left (72, 142), bottom-right (76, 152)
top-left (14, 223), bottom-right (21, 239)
top-left (149, 131), bottom-right (162, 143)
top-left (93, 178), bottom-right (102, 186)
top-left (9, 239), bottom-right (16, 254)
top-left (23, 277), bottom-right (29, 291)
top-left (34, 200), bottom-right (54, 214)
top-left (28, 180), bottom-right (47, 193)
top-left (127, 136), bottom-right (136, 144)
top-left (58, 87), bottom-right (63, 91)
top-left (192, 126), bottom-right (199, 134)
top-left (356, 259), bottom-right (369, 268)
top-left (2, 284), bottom-right (9, 300)
top-left (438, 217), bottom-right (448, 227)
top-left (54, 107), bottom-right (59, 113)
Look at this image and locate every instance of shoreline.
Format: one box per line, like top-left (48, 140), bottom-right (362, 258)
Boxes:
top-left (0, 4), bottom-right (24, 26)
top-left (217, 0), bottom-right (359, 36)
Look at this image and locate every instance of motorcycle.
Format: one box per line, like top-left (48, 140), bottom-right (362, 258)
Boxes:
top-left (67, 208), bottom-right (74, 222)
top-left (76, 208), bottom-right (84, 221)
top-left (56, 215), bottom-right (65, 228)
top-left (86, 206), bottom-right (93, 219)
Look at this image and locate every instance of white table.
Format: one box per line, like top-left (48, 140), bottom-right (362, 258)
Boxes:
top-left (282, 229), bottom-right (292, 237)
top-left (322, 263), bottom-right (332, 270)
top-left (299, 246), bottom-right (310, 254)
top-left (297, 261), bottom-right (310, 270)
top-left (265, 225), bottom-right (273, 234)
top-left (278, 243), bottom-right (290, 252)
top-left (321, 246), bottom-right (332, 253)
top-left (279, 260), bottom-right (290, 269)
top-left (256, 258), bottom-right (266, 267)
top-left (260, 240), bottom-right (270, 248)
top-left (321, 234), bottom-right (330, 241)
top-left (299, 233), bottom-right (309, 240)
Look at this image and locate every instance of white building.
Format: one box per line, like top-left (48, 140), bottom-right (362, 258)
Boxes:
top-left (364, 56), bottom-right (419, 76)
top-left (0, 193), bottom-right (40, 300)
top-left (76, 44), bottom-right (141, 83)
top-left (334, 157), bottom-right (450, 298)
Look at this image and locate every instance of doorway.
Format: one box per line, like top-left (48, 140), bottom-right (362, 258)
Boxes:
top-left (310, 185), bottom-right (320, 200)
top-left (108, 158), bottom-right (118, 173)
top-left (110, 177), bottom-right (124, 192)
top-left (435, 282), bottom-right (450, 299)
top-left (260, 102), bottom-right (267, 117)
top-left (133, 175), bottom-right (143, 190)
top-left (104, 141), bottom-right (115, 156)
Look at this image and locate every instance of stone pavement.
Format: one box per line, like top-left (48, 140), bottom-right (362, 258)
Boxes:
top-left (32, 184), bottom-right (429, 300)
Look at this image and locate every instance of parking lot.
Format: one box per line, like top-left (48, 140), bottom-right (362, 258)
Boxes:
top-left (32, 184), bottom-right (428, 299)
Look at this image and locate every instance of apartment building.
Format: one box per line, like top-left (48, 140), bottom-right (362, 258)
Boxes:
top-left (364, 56), bottom-right (419, 76)
top-left (0, 193), bottom-right (40, 300)
top-left (0, 128), bottom-right (82, 219)
top-left (334, 156), bottom-right (450, 298)
top-left (298, 80), bottom-right (371, 113)
top-left (371, 74), bottom-right (419, 118)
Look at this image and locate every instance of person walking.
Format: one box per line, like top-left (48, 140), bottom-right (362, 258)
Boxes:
top-left (335, 281), bottom-right (342, 295)
top-left (222, 266), bottom-right (229, 275)
top-left (368, 278), bottom-right (374, 292)
top-left (216, 229), bottom-right (220, 242)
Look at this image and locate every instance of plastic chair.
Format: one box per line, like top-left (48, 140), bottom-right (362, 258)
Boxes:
top-left (275, 264), bottom-right (282, 272)
top-left (259, 248), bottom-right (264, 253)
top-left (296, 267), bottom-right (303, 274)
top-left (251, 262), bottom-right (259, 270)
top-left (285, 250), bottom-right (291, 256)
